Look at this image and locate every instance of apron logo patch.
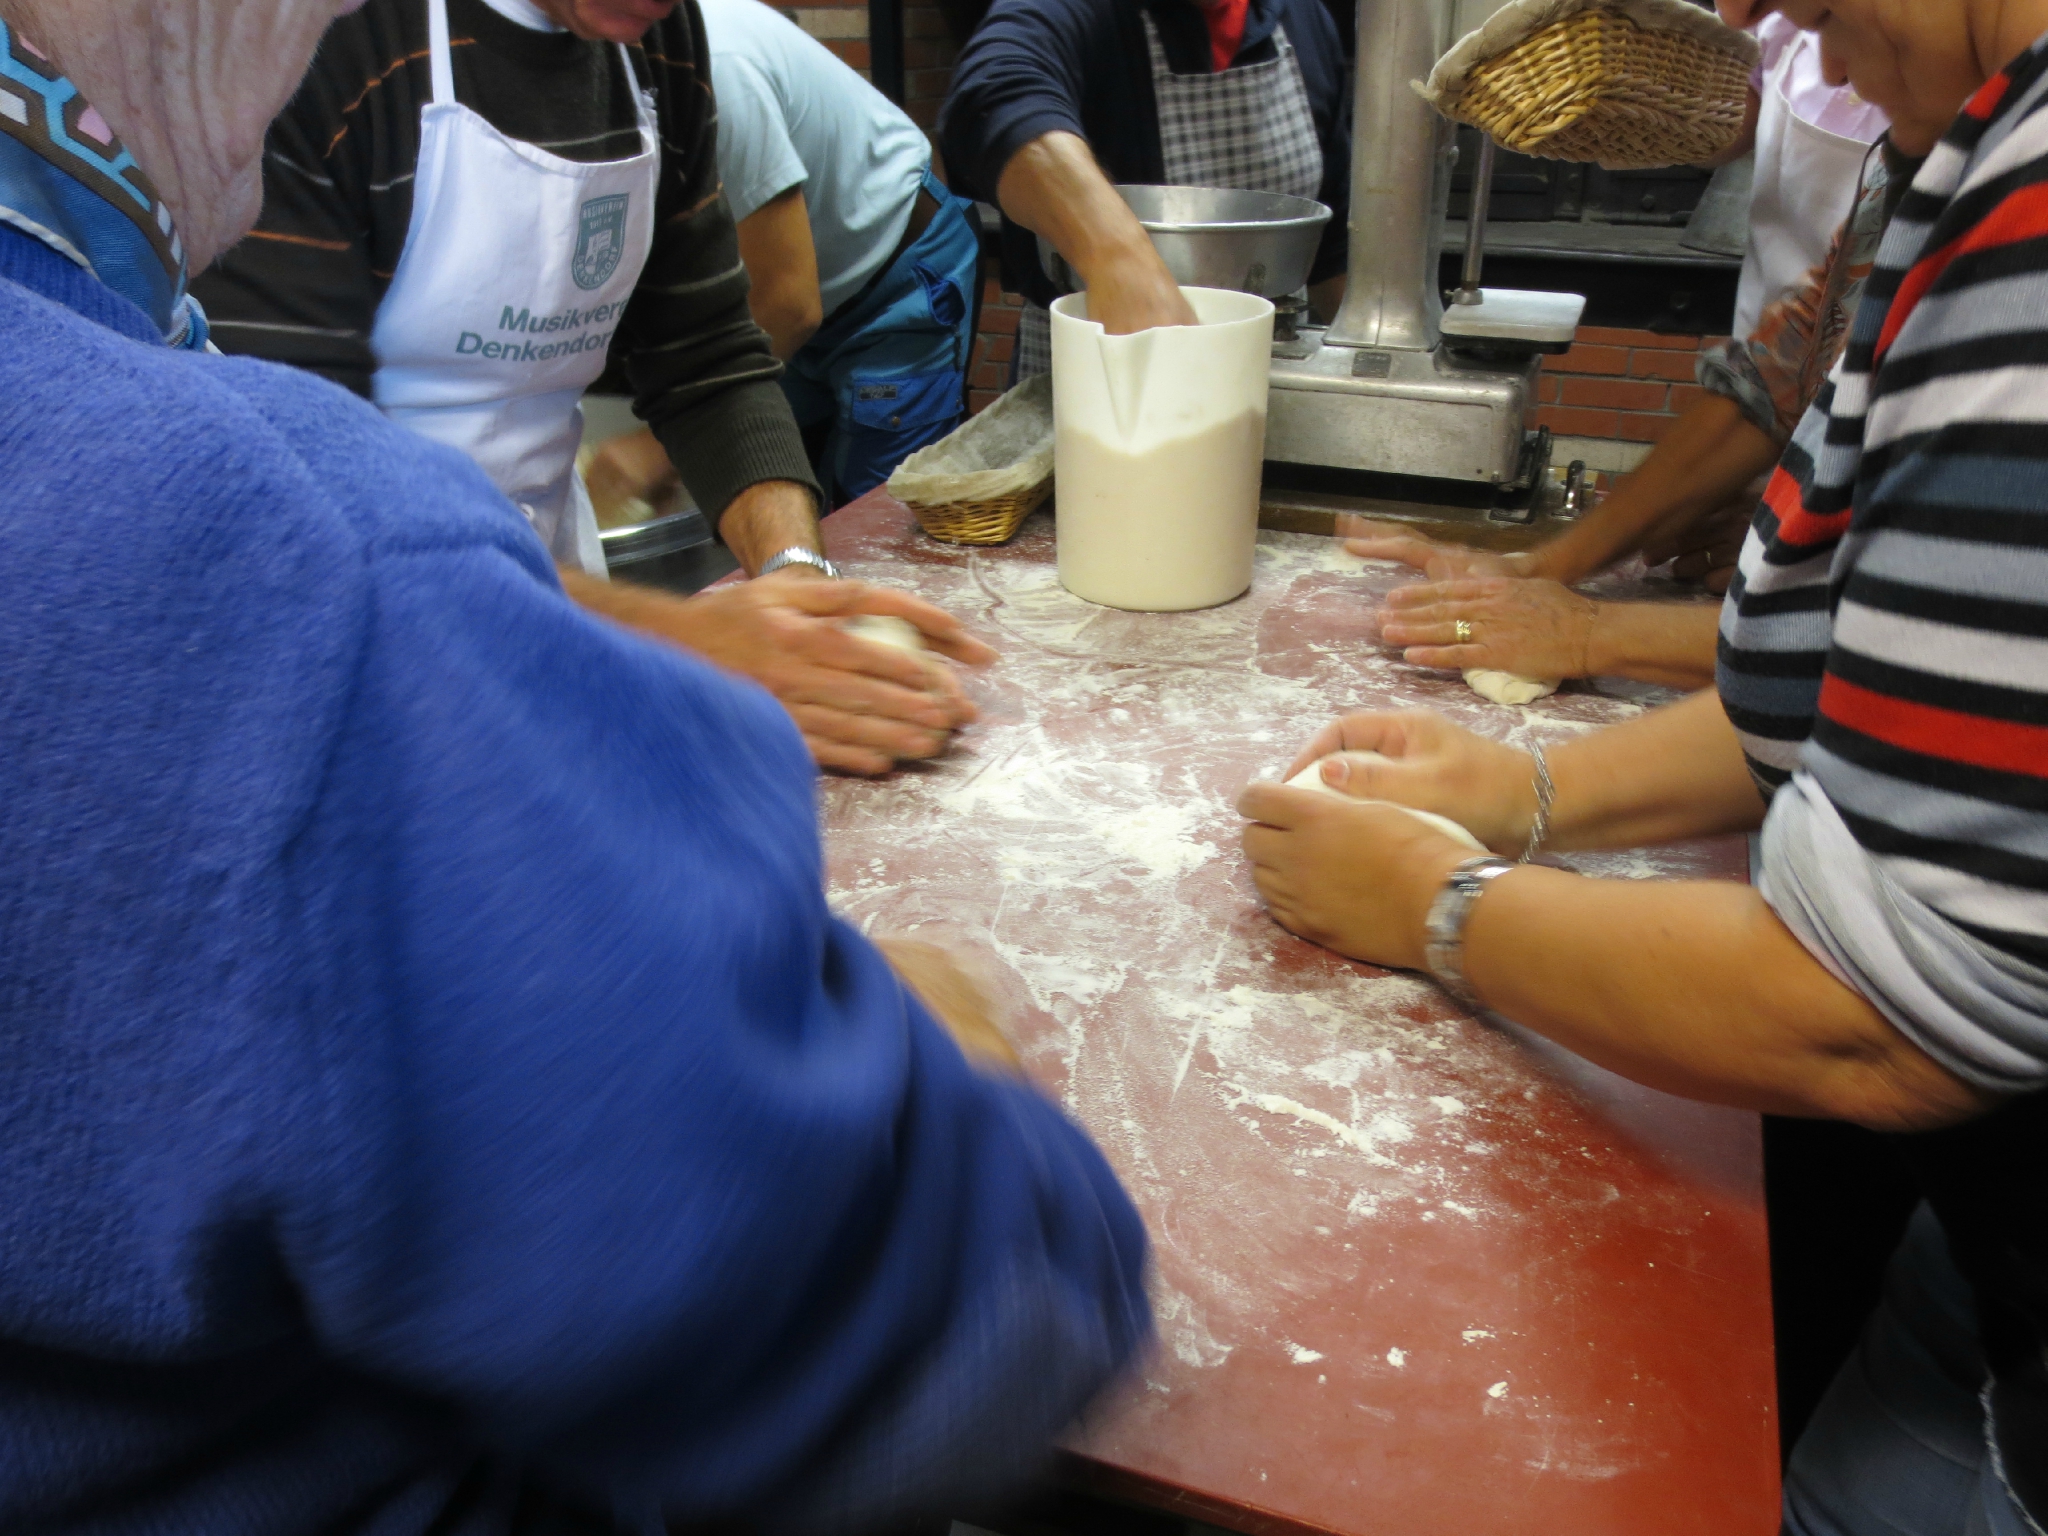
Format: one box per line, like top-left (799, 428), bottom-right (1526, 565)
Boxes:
top-left (572, 194), bottom-right (629, 291)
top-left (855, 384), bottom-right (900, 401)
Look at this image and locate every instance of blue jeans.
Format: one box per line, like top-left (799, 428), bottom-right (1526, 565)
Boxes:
top-left (1784, 1206), bottom-right (2038, 1536)
top-left (781, 170), bottom-right (980, 506)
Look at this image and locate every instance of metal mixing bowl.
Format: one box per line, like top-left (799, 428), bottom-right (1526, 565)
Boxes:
top-left (1037, 185), bottom-right (1331, 299)
top-left (600, 505), bottom-right (727, 592)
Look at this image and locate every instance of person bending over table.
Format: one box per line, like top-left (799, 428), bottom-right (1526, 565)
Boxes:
top-left (586, 0), bottom-right (982, 511)
top-left (1242, 1), bottom-right (2048, 1527)
top-left (938, 0), bottom-right (1350, 375)
top-left (195, 0), bottom-right (988, 777)
top-left (0, 3), bottom-right (1152, 1532)
top-left (1346, 133), bottom-right (1926, 694)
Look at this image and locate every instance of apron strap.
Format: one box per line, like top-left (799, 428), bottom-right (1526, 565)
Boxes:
top-left (616, 42), bottom-right (657, 135)
top-left (1137, 11), bottom-right (1173, 77)
top-left (428, 0), bottom-right (455, 107)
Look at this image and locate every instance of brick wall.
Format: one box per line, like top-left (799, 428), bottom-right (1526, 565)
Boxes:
top-left (902, 4), bottom-right (959, 131)
top-left (783, 1), bottom-right (872, 75)
top-left (777, 0), bottom-right (958, 125)
top-left (968, 280), bottom-right (1024, 413)
top-left (1532, 326), bottom-right (1728, 448)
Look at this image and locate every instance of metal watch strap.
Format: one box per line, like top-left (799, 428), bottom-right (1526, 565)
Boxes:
top-left (1424, 856), bottom-right (1516, 1008)
top-left (758, 546), bottom-right (840, 580)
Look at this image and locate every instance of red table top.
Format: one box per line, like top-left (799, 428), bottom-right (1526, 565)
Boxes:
top-left (814, 493), bottom-right (1778, 1536)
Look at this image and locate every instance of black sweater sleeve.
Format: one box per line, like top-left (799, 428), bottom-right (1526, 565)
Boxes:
top-left (940, 0), bottom-right (1163, 209)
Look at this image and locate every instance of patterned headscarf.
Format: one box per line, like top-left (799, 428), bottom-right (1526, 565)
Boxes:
top-left (0, 18), bottom-right (207, 348)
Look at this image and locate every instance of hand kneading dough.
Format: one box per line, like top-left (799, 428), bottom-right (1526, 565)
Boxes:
top-left (1463, 667), bottom-right (1559, 706)
top-left (1283, 754), bottom-right (1488, 852)
top-left (844, 614), bottom-right (926, 651)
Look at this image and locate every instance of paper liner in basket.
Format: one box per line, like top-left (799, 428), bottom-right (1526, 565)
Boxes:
top-left (887, 372), bottom-right (1054, 508)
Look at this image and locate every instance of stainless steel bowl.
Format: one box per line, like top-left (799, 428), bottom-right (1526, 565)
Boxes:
top-left (1037, 184), bottom-right (1331, 299)
top-left (600, 506), bottom-right (722, 591)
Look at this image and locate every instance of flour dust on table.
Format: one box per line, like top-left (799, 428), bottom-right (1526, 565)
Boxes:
top-left (1283, 754), bottom-right (1487, 852)
top-left (819, 508), bottom-right (1770, 1529)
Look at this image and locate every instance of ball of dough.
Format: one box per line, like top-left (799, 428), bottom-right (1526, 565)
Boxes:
top-left (1282, 753), bottom-right (1488, 852)
top-left (844, 614), bottom-right (927, 652)
top-left (1463, 668), bottom-right (1559, 706)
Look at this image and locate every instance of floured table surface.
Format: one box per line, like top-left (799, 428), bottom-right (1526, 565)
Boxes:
top-left (816, 495), bottom-right (1777, 1536)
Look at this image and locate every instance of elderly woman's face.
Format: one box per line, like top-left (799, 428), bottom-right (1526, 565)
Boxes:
top-left (1717, 0), bottom-right (1987, 153)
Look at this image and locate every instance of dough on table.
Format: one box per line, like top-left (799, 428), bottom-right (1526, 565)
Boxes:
top-left (1283, 753), bottom-right (1488, 852)
top-left (843, 614), bottom-right (926, 652)
top-left (845, 614), bottom-right (950, 704)
top-left (1463, 667), bottom-right (1559, 706)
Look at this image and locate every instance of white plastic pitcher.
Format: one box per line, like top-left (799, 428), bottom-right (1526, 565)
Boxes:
top-left (1051, 287), bottom-right (1275, 611)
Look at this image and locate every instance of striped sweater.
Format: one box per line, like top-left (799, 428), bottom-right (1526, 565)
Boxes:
top-left (1724, 44), bottom-right (2048, 1507)
top-left (1721, 36), bottom-right (2048, 1038)
top-left (192, 0), bottom-right (818, 525)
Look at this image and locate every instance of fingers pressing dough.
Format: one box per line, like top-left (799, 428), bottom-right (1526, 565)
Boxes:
top-left (1283, 753), bottom-right (1488, 852)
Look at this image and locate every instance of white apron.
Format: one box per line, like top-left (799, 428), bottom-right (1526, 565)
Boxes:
top-left (1732, 31), bottom-right (1879, 342)
top-left (369, 0), bottom-right (659, 575)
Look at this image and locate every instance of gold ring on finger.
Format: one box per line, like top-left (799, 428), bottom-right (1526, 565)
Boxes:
top-left (1454, 619), bottom-right (1474, 644)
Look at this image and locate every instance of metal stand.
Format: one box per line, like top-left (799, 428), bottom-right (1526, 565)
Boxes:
top-left (1452, 134), bottom-right (1498, 308)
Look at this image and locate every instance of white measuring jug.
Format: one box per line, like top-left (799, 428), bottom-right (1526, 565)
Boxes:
top-left (1050, 287), bottom-right (1275, 611)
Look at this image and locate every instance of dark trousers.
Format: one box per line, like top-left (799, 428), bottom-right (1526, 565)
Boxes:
top-left (1782, 1206), bottom-right (2033, 1535)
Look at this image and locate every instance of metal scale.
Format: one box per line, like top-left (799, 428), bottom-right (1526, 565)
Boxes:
top-left (1264, 0), bottom-right (1585, 515)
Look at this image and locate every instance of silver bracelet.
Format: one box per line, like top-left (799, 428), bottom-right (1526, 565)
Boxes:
top-left (1423, 856), bottom-right (1517, 1009)
top-left (1521, 742), bottom-right (1555, 864)
top-left (758, 546), bottom-right (840, 580)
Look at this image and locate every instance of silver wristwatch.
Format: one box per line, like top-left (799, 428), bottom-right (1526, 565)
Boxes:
top-left (1423, 856), bottom-right (1516, 1008)
top-left (758, 546), bottom-right (841, 580)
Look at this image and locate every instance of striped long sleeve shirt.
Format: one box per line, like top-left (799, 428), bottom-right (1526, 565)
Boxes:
top-left (1720, 37), bottom-right (2048, 1091)
top-left (1722, 45), bottom-right (2048, 1514)
top-left (191, 0), bottom-right (819, 525)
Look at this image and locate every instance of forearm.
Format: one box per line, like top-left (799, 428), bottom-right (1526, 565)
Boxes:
top-left (1584, 602), bottom-right (1722, 689)
top-left (751, 299), bottom-right (820, 361)
top-left (559, 567), bottom-right (700, 632)
top-left (1459, 869), bottom-right (1992, 1131)
top-left (623, 108), bottom-right (820, 522)
top-left (1526, 397), bottom-right (1781, 582)
top-left (1539, 689), bottom-right (1765, 851)
top-left (642, 374), bottom-right (821, 539)
top-left (737, 189), bottom-right (824, 361)
top-left (997, 130), bottom-right (1160, 287)
top-left (718, 479), bottom-right (823, 574)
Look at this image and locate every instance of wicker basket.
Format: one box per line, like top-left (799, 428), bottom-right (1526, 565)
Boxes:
top-left (1418, 0), bottom-right (1759, 172)
top-left (904, 478), bottom-right (1054, 545)
top-left (887, 373), bottom-right (1054, 545)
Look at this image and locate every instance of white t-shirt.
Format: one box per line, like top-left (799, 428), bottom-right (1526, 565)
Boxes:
top-left (698, 0), bottom-right (930, 317)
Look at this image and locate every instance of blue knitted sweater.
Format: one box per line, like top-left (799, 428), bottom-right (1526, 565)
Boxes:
top-left (0, 225), bottom-right (1150, 1536)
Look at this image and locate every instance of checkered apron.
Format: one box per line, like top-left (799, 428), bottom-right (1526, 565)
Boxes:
top-left (1016, 13), bottom-right (1323, 377)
